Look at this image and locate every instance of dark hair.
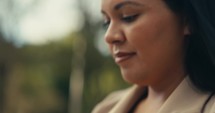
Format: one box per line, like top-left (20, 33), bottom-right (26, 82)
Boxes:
top-left (163, 0), bottom-right (215, 112)
top-left (164, 0), bottom-right (215, 92)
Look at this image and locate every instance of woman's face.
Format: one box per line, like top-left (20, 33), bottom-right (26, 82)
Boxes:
top-left (101, 0), bottom-right (189, 86)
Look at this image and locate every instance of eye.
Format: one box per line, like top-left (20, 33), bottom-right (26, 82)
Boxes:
top-left (121, 14), bottom-right (139, 23)
top-left (102, 20), bottom-right (110, 29)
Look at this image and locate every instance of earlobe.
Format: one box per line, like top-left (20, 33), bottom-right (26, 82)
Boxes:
top-left (183, 25), bottom-right (191, 36)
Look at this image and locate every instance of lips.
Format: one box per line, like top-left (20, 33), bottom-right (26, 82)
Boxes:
top-left (114, 51), bottom-right (136, 64)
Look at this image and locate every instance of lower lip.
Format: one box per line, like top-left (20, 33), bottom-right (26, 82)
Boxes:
top-left (115, 54), bottom-right (136, 64)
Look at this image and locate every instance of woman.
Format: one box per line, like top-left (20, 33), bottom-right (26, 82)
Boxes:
top-left (92, 0), bottom-right (215, 113)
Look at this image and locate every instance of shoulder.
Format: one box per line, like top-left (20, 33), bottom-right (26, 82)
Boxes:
top-left (91, 88), bottom-right (130, 113)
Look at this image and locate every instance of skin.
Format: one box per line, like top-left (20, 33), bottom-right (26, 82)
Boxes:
top-left (101, 0), bottom-right (189, 112)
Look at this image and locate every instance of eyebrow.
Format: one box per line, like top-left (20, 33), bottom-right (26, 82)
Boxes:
top-left (101, 1), bottom-right (143, 15)
top-left (114, 1), bottom-right (144, 10)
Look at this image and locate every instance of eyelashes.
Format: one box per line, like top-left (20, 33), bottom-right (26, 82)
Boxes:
top-left (102, 14), bottom-right (140, 29)
top-left (102, 20), bottom-right (110, 29)
top-left (121, 14), bottom-right (139, 23)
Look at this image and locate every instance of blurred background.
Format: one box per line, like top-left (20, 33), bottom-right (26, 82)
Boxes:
top-left (0, 0), bottom-right (129, 113)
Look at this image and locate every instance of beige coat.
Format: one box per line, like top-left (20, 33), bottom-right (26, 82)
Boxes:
top-left (92, 78), bottom-right (215, 113)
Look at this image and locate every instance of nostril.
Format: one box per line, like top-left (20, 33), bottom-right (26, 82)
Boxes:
top-left (112, 40), bottom-right (123, 44)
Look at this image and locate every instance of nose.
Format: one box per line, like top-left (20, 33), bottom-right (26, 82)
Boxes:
top-left (104, 23), bottom-right (126, 45)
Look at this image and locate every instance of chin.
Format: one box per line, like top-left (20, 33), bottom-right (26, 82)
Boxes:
top-left (121, 70), bottom-right (149, 86)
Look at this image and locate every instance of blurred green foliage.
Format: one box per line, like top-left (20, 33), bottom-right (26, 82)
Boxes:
top-left (0, 1), bottom-right (130, 113)
top-left (0, 18), bottom-right (129, 113)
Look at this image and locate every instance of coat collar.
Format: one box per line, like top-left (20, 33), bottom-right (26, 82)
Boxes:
top-left (109, 77), bottom-right (212, 113)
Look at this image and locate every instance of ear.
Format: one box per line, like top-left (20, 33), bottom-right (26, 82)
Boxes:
top-left (183, 25), bottom-right (190, 36)
top-left (183, 17), bottom-right (191, 36)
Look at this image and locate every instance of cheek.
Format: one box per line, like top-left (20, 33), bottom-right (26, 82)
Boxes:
top-left (125, 16), bottom-right (185, 70)
top-left (126, 14), bottom-right (184, 54)
top-left (124, 22), bottom-right (162, 73)
top-left (126, 19), bottom-right (163, 54)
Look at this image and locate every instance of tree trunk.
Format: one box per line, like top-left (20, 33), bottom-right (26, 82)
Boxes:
top-left (68, 37), bottom-right (86, 113)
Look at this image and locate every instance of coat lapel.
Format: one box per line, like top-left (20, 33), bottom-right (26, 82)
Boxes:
top-left (109, 85), bottom-right (146, 113)
top-left (109, 77), bottom-right (213, 113)
top-left (157, 77), bottom-right (209, 113)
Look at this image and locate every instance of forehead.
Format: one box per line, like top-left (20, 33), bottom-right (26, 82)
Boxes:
top-left (101, 0), bottom-right (163, 11)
